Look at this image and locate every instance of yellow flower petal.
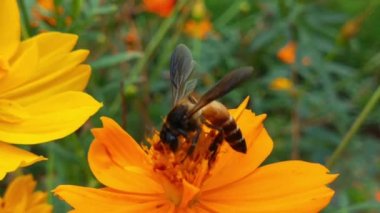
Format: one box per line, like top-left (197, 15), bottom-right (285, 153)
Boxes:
top-left (0, 99), bottom-right (30, 123)
top-left (0, 143), bottom-right (45, 180)
top-left (1, 33), bottom-right (90, 105)
top-left (0, 0), bottom-right (20, 60)
top-left (89, 119), bottom-right (163, 194)
top-left (199, 161), bottom-right (337, 212)
top-left (18, 32), bottom-right (78, 59)
top-left (0, 55), bottom-right (10, 80)
top-left (3, 63), bottom-right (91, 105)
top-left (270, 77), bottom-right (293, 91)
top-left (0, 41), bottom-right (39, 92)
top-left (0, 92), bottom-right (102, 144)
top-left (54, 186), bottom-right (172, 212)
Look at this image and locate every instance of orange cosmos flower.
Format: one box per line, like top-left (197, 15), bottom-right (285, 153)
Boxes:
top-left (55, 97), bottom-right (337, 212)
top-left (270, 77), bottom-right (294, 91)
top-left (34, 0), bottom-right (72, 27)
top-left (184, 19), bottom-right (212, 40)
top-left (0, 175), bottom-right (52, 212)
top-left (143, 0), bottom-right (176, 17)
top-left (38, 0), bottom-right (54, 11)
top-left (376, 191), bottom-right (380, 202)
top-left (277, 41), bottom-right (297, 64)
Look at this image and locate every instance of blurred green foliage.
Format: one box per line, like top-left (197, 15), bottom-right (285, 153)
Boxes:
top-left (6, 0), bottom-right (380, 212)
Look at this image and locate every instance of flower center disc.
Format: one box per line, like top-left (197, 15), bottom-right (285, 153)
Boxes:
top-left (149, 127), bottom-right (221, 206)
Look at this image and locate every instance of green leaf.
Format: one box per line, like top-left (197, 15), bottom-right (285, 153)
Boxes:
top-left (90, 52), bottom-right (143, 70)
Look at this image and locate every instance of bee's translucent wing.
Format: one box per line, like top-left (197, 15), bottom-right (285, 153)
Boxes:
top-left (183, 79), bottom-right (197, 98)
top-left (188, 67), bottom-right (253, 116)
top-left (170, 44), bottom-right (195, 105)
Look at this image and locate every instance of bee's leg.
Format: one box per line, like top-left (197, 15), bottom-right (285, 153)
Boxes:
top-left (180, 127), bottom-right (201, 163)
top-left (188, 95), bottom-right (198, 104)
top-left (187, 126), bottom-right (201, 156)
top-left (208, 132), bottom-right (223, 167)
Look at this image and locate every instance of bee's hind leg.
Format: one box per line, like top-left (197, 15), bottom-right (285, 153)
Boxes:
top-left (208, 132), bottom-right (223, 167)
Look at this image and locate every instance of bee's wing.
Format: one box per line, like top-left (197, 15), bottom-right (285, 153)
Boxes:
top-left (188, 67), bottom-right (253, 116)
top-left (170, 44), bottom-right (196, 105)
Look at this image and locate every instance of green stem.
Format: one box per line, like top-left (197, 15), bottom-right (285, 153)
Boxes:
top-left (18, 0), bottom-right (31, 39)
top-left (327, 85), bottom-right (380, 168)
top-left (46, 143), bottom-right (55, 203)
top-left (214, 0), bottom-right (244, 27)
top-left (150, 1), bottom-right (192, 80)
top-left (127, 0), bottom-right (189, 87)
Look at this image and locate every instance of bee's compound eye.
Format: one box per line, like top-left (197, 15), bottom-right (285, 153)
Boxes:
top-left (160, 131), bottom-right (179, 151)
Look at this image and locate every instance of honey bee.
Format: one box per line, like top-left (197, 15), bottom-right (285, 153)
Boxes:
top-left (160, 44), bottom-right (253, 154)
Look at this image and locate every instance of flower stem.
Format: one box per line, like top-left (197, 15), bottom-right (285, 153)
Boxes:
top-left (214, 0), bottom-right (245, 27)
top-left (18, 0), bottom-right (31, 39)
top-left (290, 65), bottom-right (300, 160)
top-left (327, 84), bottom-right (380, 168)
top-left (46, 143), bottom-right (55, 203)
top-left (126, 0), bottom-right (189, 87)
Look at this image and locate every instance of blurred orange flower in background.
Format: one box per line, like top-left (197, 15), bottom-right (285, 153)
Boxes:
top-left (340, 8), bottom-right (370, 41)
top-left (38, 0), bottom-right (54, 11)
top-left (0, 0), bottom-right (101, 180)
top-left (0, 175), bottom-right (52, 212)
top-left (143, 0), bottom-right (176, 17)
top-left (33, 0), bottom-right (72, 27)
top-left (270, 77), bottom-right (294, 91)
top-left (277, 41), bottom-right (297, 64)
top-left (376, 191), bottom-right (380, 202)
top-left (55, 98), bottom-right (337, 212)
top-left (183, 0), bottom-right (212, 40)
top-left (184, 19), bottom-right (212, 40)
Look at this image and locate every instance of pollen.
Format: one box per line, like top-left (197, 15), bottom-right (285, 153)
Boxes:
top-left (148, 126), bottom-right (221, 204)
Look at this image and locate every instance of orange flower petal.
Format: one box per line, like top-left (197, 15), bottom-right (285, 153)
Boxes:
top-left (203, 109), bottom-right (273, 191)
top-left (1, 175), bottom-right (52, 212)
top-left (92, 117), bottom-right (151, 169)
top-left (89, 117), bottom-right (163, 194)
top-left (199, 161), bottom-right (337, 212)
top-left (143, 0), bottom-right (175, 17)
top-left (28, 204), bottom-right (53, 213)
top-left (54, 185), bottom-right (173, 212)
top-left (3, 175), bottom-right (36, 209)
top-left (0, 143), bottom-right (45, 180)
top-left (277, 41), bottom-right (296, 64)
top-left (38, 0), bottom-right (55, 11)
top-left (184, 19), bottom-right (212, 40)
top-left (179, 180), bottom-right (200, 209)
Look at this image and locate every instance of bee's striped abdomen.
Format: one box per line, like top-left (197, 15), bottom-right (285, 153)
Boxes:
top-left (222, 116), bottom-right (247, 153)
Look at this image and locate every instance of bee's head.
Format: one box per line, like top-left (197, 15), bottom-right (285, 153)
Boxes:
top-left (159, 125), bottom-right (179, 151)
